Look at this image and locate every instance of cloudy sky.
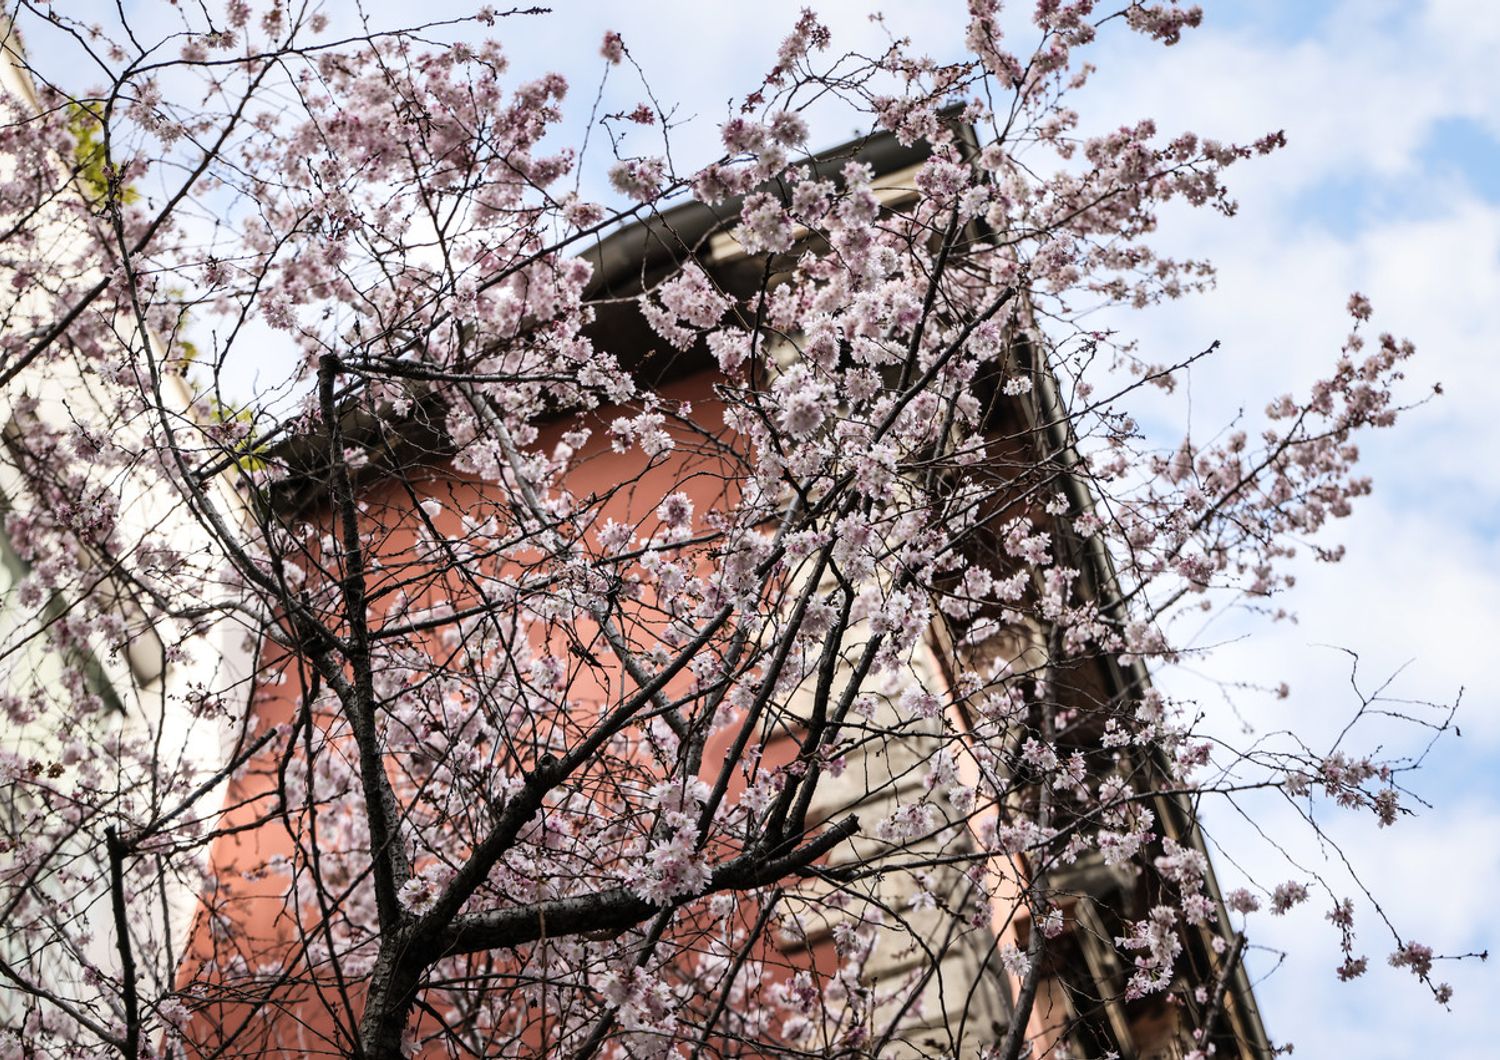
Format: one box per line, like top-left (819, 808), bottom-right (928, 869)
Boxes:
top-left (27, 0), bottom-right (1500, 1054)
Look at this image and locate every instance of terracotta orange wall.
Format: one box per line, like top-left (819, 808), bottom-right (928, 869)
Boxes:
top-left (184, 367), bottom-right (1040, 1055)
top-left (184, 370), bottom-right (822, 1054)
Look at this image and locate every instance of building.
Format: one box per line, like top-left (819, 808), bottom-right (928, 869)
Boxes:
top-left (167, 120), bottom-right (1278, 1059)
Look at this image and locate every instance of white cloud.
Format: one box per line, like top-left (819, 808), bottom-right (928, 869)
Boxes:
top-left (1199, 792), bottom-right (1500, 1057)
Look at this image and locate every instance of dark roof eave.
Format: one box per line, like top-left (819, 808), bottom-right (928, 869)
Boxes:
top-left (579, 128), bottom-right (937, 302)
top-left (263, 128), bottom-right (942, 514)
top-left (1024, 338), bottom-right (1275, 1059)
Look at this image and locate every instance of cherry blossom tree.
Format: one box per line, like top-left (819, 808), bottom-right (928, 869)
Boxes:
top-left (0, 3), bottom-right (1474, 1058)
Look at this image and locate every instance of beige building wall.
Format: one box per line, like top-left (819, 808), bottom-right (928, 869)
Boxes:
top-left (0, 23), bottom-right (256, 1042)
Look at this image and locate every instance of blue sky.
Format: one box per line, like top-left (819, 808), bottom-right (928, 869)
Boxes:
top-left (27, 1), bottom-right (1500, 1053)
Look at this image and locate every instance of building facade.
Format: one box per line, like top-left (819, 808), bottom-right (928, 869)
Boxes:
top-left (179, 127), bottom-right (1271, 1058)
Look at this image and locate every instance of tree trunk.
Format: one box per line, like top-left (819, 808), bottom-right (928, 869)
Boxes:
top-left (358, 943), bottom-right (424, 1060)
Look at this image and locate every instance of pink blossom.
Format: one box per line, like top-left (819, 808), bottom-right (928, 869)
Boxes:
top-left (608, 157), bottom-right (666, 202)
top-left (600, 30), bottom-right (626, 64)
top-left (1226, 888), bottom-right (1261, 914)
top-left (1270, 881), bottom-right (1310, 915)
